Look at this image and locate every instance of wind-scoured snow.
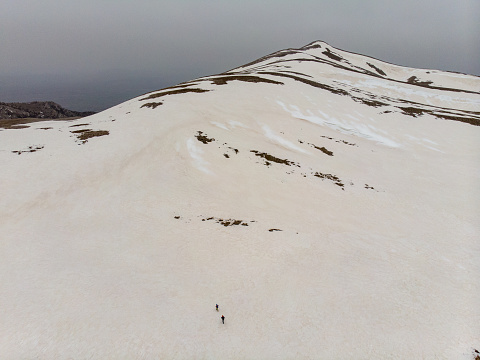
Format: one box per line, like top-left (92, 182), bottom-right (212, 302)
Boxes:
top-left (276, 100), bottom-right (402, 148)
top-left (0, 41), bottom-right (479, 360)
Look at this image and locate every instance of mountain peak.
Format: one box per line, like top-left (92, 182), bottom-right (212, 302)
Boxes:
top-left (0, 41), bottom-right (479, 359)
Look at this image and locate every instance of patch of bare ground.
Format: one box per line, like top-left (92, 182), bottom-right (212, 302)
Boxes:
top-left (354, 98), bottom-right (387, 107)
top-left (224, 49), bottom-right (300, 70)
top-left (299, 140), bottom-right (333, 156)
top-left (69, 123), bottom-right (90, 127)
top-left (301, 41), bottom-right (322, 50)
top-left (201, 217), bottom-right (253, 227)
top-left (322, 48), bottom-right (344, 61)
top-left (430, 112), bottom-right (480, 126)
top-left (70, 129), bottom-right (109, 144)
top-left (473, 349), bottom-right (480, 360)
top-left (279, 70), bottom-right (314, 78)
top-left (12, 145), bottom-right (44, 155)
top-left (208, 75), bottom-right (284, 86)
top-left (0, 117), bottom-right (82, 130)
top-left (258, 71), bottom-right (349, 96)
top-left (141, 102), bottom-right (163, 109)
top-left (140, 88), bottom-right (210, 101)
top-left (268, 229), bottom-right (283, 232)
top-left (407, 76), bottom-right (433, 86)
top-left (366, 62), bottom-right (386, 76)
top-left (195, 131), bottom-right (215, 144)
top-left (312, 171), bottom-right (344, 189)
top-left (250, 150), bottom-right (299, 167)
top-left (319, 135), bottom-right (357, 146)
top-left (398, 105), bottom-right (480, 126)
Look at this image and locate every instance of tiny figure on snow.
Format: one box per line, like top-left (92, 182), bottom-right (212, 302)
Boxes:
top-left (216, 304), bottom-right (219, 311)
top-left (221, 315), bottom-right (225, 324)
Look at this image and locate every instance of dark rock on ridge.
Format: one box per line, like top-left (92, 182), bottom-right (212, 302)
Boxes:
top-left (0, 101), bottom-right (95, 120)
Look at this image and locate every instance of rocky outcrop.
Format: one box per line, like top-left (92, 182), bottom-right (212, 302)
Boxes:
top-left (0, 101), bottom-right (95, 120)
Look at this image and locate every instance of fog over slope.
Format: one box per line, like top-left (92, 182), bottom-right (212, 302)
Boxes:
top-left (1, 41), bottom-right (479, 359)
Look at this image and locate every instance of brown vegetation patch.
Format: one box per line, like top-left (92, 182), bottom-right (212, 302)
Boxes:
top-left (400, 107), bottom-right (426, 117)
top-left (279, 70), bottom-right (314, 78)
top-left (258, 71), bottom-right (349, 96)
top-left (301, 42), bottom-right (322, 50)
top-left (0, 116), bottom-right (82, 130)
top-left (367, 62), bottom-right (386, 76)
top-left (141, 102), bottom-right (163, 109)
top-left (201, 217), bottom-right (252, 227)
top-left (322, 48), bottom-right (344, 61)
top-left (407, 76), bottom-right (433, 86)
top-left (355, 98), bottom-right (388, 107)
top-left (315, 145), bottom-right (333, 156)
top-left (250, 150), bottom-right (299, 167)
top-left (396, 105), bottom-right (480, 125)
top-left (311, 143), bottom-right (333, 156)
top-left (209, 75), bottom-right (284, 86)
top-left (140, 88), bottom-right (210, 101)
top-left (69, 123), bottom-right (90, 127)
top-left (259, 70), bottom-right (388, 109)
top-left (299, 140), bottom-right (334, 155)
top-left (313, 171), bottom-right (344, 188)
top-left (432, 113), bottom-right (480, 126)
top-left (319, 135), bottom-right (357, 146)
top-left (71, 129), bottom-right (109, 143)
top-left (12, 145), bottom-right (44, 155)
top-left (404, 75), bottom-right (478, 94)
top-left (195, 131), bottom-right (215, 144)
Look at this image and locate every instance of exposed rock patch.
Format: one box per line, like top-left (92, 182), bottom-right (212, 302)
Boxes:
top-left (208, 75), bottom-right (284, 86)
top-left (312, 171), bottom-right (344, 188)
top-left (250, 150), bottom-right (299, 167)
top-left (195, 131), bottom-right (215, 144)
top-left (322, 48), bottom-right (344, 61)
top-left (12, 145), bottom-right (44, 155)
top-left (299, 140), bottom-right (333, 156)
top-left (367, 62), bottom-right (386, 76)
top-left (140, 88), bottom-right (210, 101)
top-left (201, 217), bottom-right (252, 227)
top-left (0, 101), bottom-right (95, 120)
top-left (141, 102), bottom-right (163, 109)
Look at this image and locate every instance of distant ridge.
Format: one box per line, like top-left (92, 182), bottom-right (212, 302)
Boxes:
top-left (0, 101), bottom-right (95, 120)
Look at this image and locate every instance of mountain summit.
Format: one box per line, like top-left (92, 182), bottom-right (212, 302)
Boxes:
top-left (1, 41), bottom-right (479, 359)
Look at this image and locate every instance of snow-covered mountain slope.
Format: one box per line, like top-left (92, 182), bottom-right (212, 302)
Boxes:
top-left (1, 41), bottom-right (479, 359)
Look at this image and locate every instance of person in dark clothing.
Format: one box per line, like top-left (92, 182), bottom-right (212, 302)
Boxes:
top-left (221, 315), bottom-right (225, 324)
top-left (216, 304), bottom-right (219, 311)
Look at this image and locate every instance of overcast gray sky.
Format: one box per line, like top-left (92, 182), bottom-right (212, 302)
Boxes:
top-left (1, 0), bottom-right (479, 111)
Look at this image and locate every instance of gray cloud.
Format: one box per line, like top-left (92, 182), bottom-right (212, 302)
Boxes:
top-left (1, 0), bottom-right (478, 110)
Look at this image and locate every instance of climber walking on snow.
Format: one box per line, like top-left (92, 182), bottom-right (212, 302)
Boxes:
top-left (221, 315), bottom-right (225, 324)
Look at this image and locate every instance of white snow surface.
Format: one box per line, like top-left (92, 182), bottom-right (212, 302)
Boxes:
top-left (1, 42), bottom-right (480, 359)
